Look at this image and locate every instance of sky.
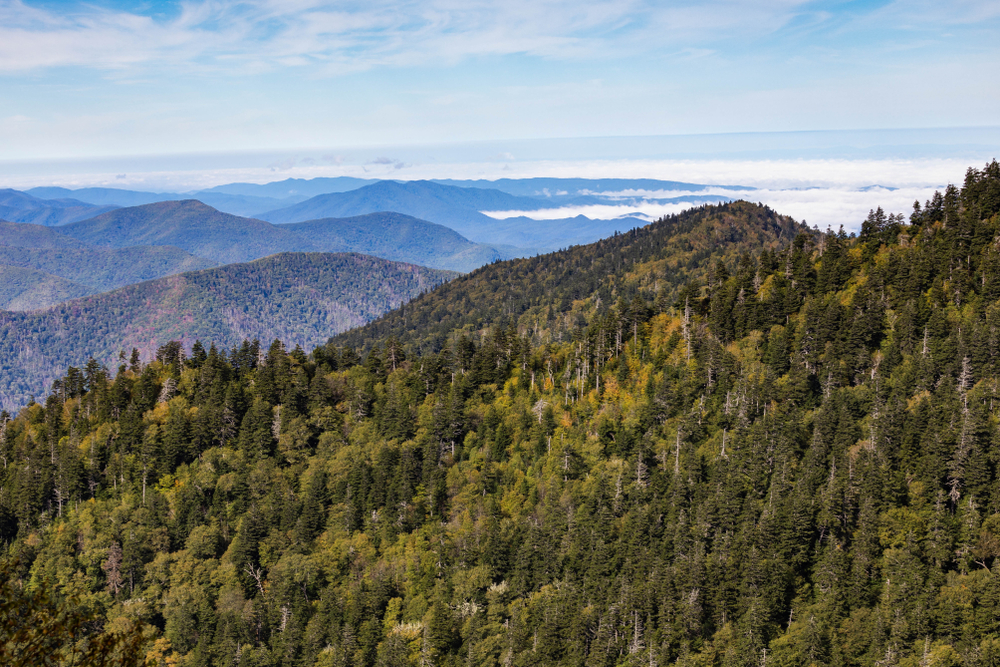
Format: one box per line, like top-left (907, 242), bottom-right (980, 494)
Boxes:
top-left (1, 0), bottom-right (998, 230)
top-left (1, 0), bottom-right (998, 158)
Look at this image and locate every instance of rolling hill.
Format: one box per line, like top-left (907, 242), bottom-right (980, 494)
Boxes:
top-left (282, 211), bottom-right (528, 272)
top-left (58, 200), bottom-right (300, 264)
top-left (0, 252), bottom-right (456, 410)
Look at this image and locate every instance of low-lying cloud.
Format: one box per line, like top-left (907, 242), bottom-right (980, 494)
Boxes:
top-left (482, 184), bottom-right (944, 232)
top-left (1, 152), bottom-right (984, 233)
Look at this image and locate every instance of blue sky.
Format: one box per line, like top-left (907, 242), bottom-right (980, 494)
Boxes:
top-left (1, 0), bottom-right (998, 162)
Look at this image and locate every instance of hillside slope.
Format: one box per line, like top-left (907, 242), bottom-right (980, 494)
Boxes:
top-left (284, 211), bottom-right (526, 272)
top-left (0, 220), bottom-right (91, 249)
top-left (0, 252), bottom-right (455, 410)
top-left (334, 201), bottom-right (804, 354)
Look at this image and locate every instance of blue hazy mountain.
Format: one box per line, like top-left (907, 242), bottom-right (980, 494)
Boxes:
top-left (56, 200), bottom-right (520, 271)
top-left (283, 212), bottom-right (528, 272)
top-left (26, 186), bottom-right (303, 219)
top-left (59, 200), bottom-right (308, 264)
top-left (198, 176), bottom-right (377, 199)
top-left (257, 180), bottom-right (568, 241)
top-left (0, 189), bottom-right (116, 226)
top-left (27, 186), bottom-right (173, 207)
top-left (0, 220), bottom-right (91, 249)
top-left (257, 180), bottom-right (734, 248)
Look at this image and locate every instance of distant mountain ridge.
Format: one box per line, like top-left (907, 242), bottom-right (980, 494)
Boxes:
top-left (57, 200), bottom-right (521, 270)
top-left (258, 179), bottom-right (731, 247)
top-left (430, 176), bottom-right (752, 198)
top-left (26, 186), bottom-right (300, 218)
top-left (257, 179), bottom-right (549, 234)
top-left (18, 177), bottom-right (741, 251)
top-left (59, 200), bottom-right (300, 264)
top-left (0, 189), bottom-right (116, 226)
top-left (257, 180), bottom-right (604, 246)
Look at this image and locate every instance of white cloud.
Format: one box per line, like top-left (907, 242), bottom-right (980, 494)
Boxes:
top-left (0, 0), bottom-right (659, 75)
top-left (4, 0), bottom-right (993, 77)
top-left (480, 185), bottom-right (942, 232)
top-left (481, 201), bottom-right (721, 221)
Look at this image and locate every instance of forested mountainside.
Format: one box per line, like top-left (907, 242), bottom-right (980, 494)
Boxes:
top-left (0, 253), bottom-right (455, 411)
top-left (3, 162), bottom-right (1000, 667)
top-left (335, 201), bottom-right (804, 354)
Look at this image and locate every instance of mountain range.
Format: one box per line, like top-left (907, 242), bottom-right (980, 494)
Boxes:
top-left (0, 189), bottom-right (114, 226)
top-left (0, 202), bottom-right (524, 311)
top-left (55, 200), bottom-right (522, 270)
top-left (0, 176), bottom-right (739, 316)
top-left (256, 179), bottom-right (657, 247)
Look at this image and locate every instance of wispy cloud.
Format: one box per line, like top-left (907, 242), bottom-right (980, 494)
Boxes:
top-left (0, 0), bottom-right (654, 75)
top-left (2, 0), bottom-right (994, 76)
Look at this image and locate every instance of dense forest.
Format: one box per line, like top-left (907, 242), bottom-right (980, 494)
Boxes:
top-left (2, 161), bottom-right (1000, 667)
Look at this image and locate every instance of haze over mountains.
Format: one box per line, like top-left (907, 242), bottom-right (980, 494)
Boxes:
top-left (0, 189), bottom-right (115, 226)
top-left (53, 200), bottom-right (522, 269)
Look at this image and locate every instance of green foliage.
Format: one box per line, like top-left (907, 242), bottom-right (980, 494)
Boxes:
top-left (2, 162), bottom-right (1000, 666)
top-left (0, 558), bottom-right (144, 666)
top-left (335, 200), bottom-right (804, 355)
